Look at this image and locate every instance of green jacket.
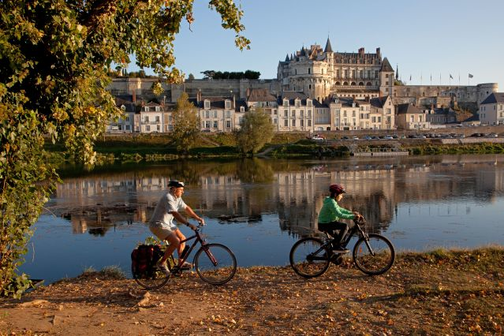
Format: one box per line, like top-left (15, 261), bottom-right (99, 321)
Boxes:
top-left (318, 197), bottom-right (355, 223)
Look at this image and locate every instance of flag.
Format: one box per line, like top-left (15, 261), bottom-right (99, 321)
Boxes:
top-left (449, 74), bottom-right (453, 79)
top-left (409, 75), bottom-right (412, 81)
top-left (468, 73), bottom-right (474, 78)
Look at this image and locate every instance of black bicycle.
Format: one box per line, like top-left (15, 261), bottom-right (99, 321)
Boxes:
top-left (290, 217), bottom-right (395, 278)
top-left (132, 222), bottom-right (237, 289)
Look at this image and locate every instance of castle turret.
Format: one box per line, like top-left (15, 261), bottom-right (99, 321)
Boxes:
top-left (379, 57), bottom-right (394, 96)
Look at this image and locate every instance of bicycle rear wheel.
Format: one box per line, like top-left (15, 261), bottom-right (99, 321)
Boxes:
top-left (132, 255), bottom-right (173, 290)
top-left (290, 237), bottom-right (330, 278)
top-left (194, 243), bottom-right (237, 285)
top-left (353, 234), bottom-right (395, 275)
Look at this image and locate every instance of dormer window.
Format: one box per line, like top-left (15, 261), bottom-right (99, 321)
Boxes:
top-left (307, 100), bottom-right (312, 107)
top-left (204, 100), bottom-right (211, 109)
top-left (283, 99), bottom-right (289, 107)
top-left (225, 100), bottom-right (231, 109)
top-left (240, 106), bottom-right (245, 112)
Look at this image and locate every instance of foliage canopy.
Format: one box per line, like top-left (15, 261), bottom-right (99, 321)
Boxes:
top-left (171, 92), bottom-right (200, 153)
top-left (235, 108), bottom-right (275, 155)
top-left (0, 0), bottom-right (248, 297)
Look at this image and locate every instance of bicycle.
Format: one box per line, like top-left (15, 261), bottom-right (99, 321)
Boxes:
top-left (290, 217), bottom-right (395, 278)
top-left (132, 222), bottom-right (237, 289)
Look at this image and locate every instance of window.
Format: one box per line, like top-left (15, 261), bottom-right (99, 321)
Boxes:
top-left (155, 116), bottom-right (160, 122)
top-left (225, 100), bottom-right (231, 109)
top-left (205, 111), bottom-right (209, 118)
top-left (291, 110), bottom-right (296, 117)
top-left (145, 116), bottom-right (149, 122)
top-left (204, 100), bottom-right (210, 109)
top-left (284, 110), bottom-right (288, 117)
top-left (284, 120), bottom-right (288, 126)
top-left (226, 120), bottom-right (231, 128)
top-left (213, 121), bottom-right (218, 128)
top-left (292, 120), bottom-right (296, 127)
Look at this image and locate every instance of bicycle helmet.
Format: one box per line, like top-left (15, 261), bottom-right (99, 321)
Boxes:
top-left (168, 180), bottom-right (185, 188)
top-left (329, 184), bottom-right (346, 195)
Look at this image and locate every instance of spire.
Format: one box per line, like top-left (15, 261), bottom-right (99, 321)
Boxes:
top-left (396, 64), bottom-right (399, 80)
top-left (380, 57), bottom-right (394, 72)
top-left (285, 54), bottom-right (290, 62)
top-left (324, 37), bottom-right (333, 53)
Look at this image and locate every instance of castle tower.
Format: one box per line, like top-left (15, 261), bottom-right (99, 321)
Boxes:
top-left (379, 57), bottom-right (395, 97)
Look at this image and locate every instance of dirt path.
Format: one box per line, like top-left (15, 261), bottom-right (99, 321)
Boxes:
top-left (1, 249), bottom-right (503, 335)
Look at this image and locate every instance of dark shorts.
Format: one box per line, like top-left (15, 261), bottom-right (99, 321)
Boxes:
top-left (318, 221), bottom-right (348, 237)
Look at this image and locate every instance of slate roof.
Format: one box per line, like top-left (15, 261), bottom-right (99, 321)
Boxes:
top-left (397, 103), bottom-right (423, 114)
top-left (370, 96), bottom-right (389, 108)
top-left (480, 92), bottom-right (504, 104)
top-left (380, 57), bottom-right (394, 72)
top-left (324, 38), bottom-right (333, 53)
top-left (247, 88), bottom-right (277, 102)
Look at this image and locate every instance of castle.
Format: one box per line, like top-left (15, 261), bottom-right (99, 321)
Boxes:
top-left (107, 37), bottom-right (499, 133)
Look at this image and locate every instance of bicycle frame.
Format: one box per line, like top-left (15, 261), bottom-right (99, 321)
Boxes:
top-left (315, 220), bottom-right (376, 258)
top-left (176, 228), bottom-right (218, 269)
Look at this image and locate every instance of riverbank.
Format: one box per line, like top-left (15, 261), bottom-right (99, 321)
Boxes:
top-left (45, 131), bottom-right (504, 165)
top-left (1, 247), bottom-right (503, 335)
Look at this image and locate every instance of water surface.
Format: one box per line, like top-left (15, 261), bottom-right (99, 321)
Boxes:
top-left (20, 155), bottom-right (504, 283)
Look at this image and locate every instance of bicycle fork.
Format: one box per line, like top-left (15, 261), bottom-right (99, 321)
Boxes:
top-left (201, 245), bottom-right (219, 266)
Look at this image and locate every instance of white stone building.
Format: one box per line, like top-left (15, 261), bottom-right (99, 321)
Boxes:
top-left (479, 92), bottom-right (504, 125)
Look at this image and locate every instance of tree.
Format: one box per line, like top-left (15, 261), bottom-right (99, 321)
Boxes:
top-left (235, 108), bottom-right (274, 155)
top-left (171, 92), bottom-right (200, 154)
top-left (0, 0), bottom-right (248, 298)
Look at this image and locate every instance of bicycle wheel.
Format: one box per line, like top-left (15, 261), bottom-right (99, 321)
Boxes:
top-left (132, 255), bottom-right (173, 290)
top-left (194, 243), bottom-right (237, 285)
top-left (353, 234), bottom-right (395, 275)
top-left (290, 237), bottom-right (330, 278)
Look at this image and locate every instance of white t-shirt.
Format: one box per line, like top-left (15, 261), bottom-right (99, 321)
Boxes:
top-left (149, 192), bottom-right (187, 229)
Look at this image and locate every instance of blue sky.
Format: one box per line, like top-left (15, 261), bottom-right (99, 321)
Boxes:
top-left (131, 0), bottom-right (504, 89)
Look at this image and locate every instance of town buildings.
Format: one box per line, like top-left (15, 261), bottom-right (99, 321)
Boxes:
top-left (106, 37), bottom-right (500, 134)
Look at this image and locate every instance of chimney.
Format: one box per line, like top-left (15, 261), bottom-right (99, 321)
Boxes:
top-left (197, 89), bottom-right (201, 103)
top-left (376, 48), bottom-right (381, 58)
top-left (359, 47), bottom-right (365, 56)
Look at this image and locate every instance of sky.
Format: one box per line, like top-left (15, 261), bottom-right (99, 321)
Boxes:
top-left (130, 0), bottom-right (504, 89)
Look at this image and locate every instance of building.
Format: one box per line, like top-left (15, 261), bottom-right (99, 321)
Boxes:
top-left (396, 103), bottom-right (430, 130)
top-left (277, 38), bottom-right (394, 102)
top-left (478, 92), bottom-right (504, 125)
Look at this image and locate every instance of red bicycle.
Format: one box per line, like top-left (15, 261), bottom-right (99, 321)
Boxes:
top-left (132, 222), bottom-right (237, 289)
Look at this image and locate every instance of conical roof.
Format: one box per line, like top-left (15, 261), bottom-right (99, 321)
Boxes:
top-left (324, 37), bottom-right (333, 53)
top-left (380, 57), bottom-right (394, 72)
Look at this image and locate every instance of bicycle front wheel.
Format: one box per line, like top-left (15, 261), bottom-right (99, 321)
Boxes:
top-left (132, 255), bottom-right (173, 290)
top-left (290, 237), bottom-right (330, 278)
top-left (194, 243), bottom-right (237, 285)
top-left (353, 234), bottom-right (395, 275)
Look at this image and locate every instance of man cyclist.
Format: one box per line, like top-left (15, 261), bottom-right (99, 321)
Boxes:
top-left (149, 180), bottom-right (205, 275)
top-left (318, 184), bottom-right (362, 253)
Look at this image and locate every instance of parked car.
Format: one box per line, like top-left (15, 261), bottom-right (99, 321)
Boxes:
top-left (486, 133), bottom-right (498, 138)
top-left (469, 133), bottom-right (485, 137)
top-left (311, 135), bottom-right (325, 141)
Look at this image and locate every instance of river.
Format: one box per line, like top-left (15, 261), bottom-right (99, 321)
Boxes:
top-left (19, 154), bottom-right (504, 283)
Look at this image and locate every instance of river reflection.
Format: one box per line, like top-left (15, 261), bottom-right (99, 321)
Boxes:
top-left (21, 155), bottom-right (504, 283)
